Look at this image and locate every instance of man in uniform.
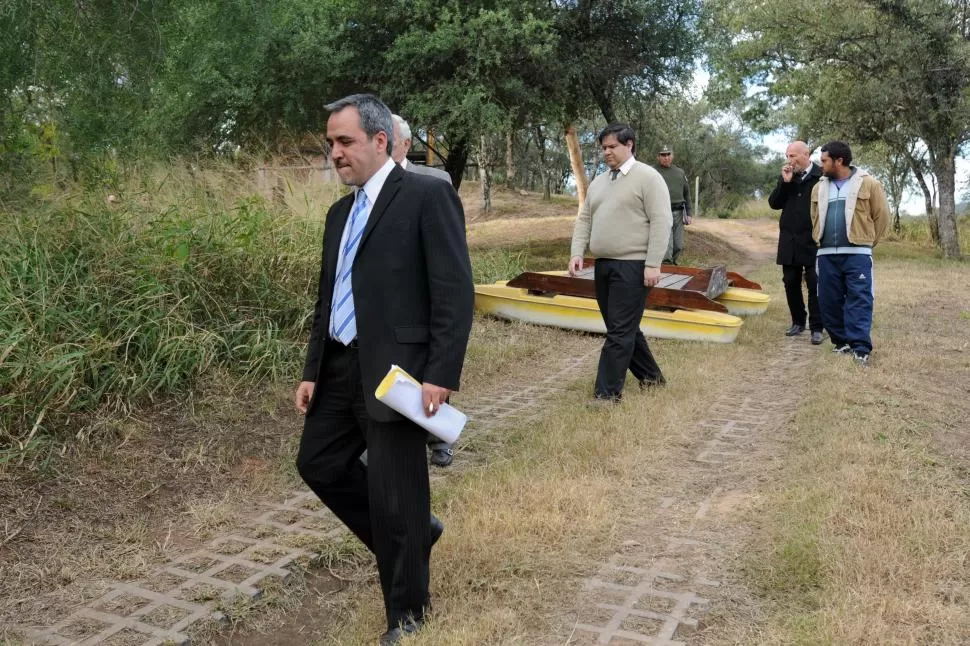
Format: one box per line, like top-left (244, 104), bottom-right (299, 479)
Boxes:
top-left (653, 145), bottom-right (692, 265)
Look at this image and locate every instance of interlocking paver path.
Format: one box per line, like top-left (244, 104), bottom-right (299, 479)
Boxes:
top-left (569, 341), bottom-right (816, 644)
top-left (15, 347), bottom-right (600, 646)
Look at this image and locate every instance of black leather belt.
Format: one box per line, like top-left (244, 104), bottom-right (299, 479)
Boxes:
top-left (329, 338), bottom-right (359, 349)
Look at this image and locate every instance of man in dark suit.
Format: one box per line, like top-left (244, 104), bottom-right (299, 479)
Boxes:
top-left (768, 140), bottom-right (824, 345)
top-left (390, 113), bottom-right (457, 468)
top-left (294, 94), bottom-right (474, 645)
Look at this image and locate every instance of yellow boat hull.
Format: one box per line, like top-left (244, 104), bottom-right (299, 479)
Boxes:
top-left (715, 287), bottom-right (771, 316)
top-left (474, 282), bottom-right (744, 343)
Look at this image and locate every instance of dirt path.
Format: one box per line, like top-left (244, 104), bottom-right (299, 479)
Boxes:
top-left (553, 339), bottom-right (815, 645)
top-left (686, 218), bottom-right (777, 273)
top-left (543, 218), bottom-right (797, 645)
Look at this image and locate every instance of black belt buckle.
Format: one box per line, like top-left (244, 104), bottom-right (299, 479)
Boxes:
top-left (348, 338), bottom-right (359, 349)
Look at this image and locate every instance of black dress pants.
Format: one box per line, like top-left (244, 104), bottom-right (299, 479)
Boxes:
top-left (296, 340), bottom-right (432, 630)
top-left (782, 263), bottom-right (822, 331)
top-left (593, 259), bottom-right (664, 399)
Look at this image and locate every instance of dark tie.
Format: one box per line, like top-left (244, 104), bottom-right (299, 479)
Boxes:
top-left (610, 169), bottom-right (620, 181)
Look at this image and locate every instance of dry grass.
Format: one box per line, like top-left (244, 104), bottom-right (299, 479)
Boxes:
top-left (724, 199), bottom-right (779, 220)
top-left (459, 181), bottom-right (578, 224)
top-left (217, 237), bottom-right (969, 645)
top-left (0, 377), bottom-right (304, 628)
top-left (126, 160), bottom-right (347, 222)
top-left (5, 176), bottom-right (966, 646)
top-left (203, 267), bottom-right (788, 645)
top-left (703, 244), bottom-right (970, 645)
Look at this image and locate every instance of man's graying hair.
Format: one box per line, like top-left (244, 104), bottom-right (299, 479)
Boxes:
top-left (392, 114), bottom-right (412, 141)
top-left (325, 94), bottom-right (393, 156)
top-left (598, 123), bottom-right (637, 154)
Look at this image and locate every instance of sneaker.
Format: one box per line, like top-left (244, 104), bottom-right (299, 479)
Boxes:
top-left (853, 352), bottom-right (870, 367)
top-left (832, 344), bottom-right (851, 354)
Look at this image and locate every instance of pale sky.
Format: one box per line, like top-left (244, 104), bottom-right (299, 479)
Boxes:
top-left (692, 67), bottom-right (968, 214)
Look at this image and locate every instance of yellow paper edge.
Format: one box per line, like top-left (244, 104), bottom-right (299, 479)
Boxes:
top-left (375, 364), bottom-right (421, 399)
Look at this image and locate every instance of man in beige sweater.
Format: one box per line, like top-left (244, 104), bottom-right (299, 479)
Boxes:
top-left (569, 123), bottom-right (672, 404)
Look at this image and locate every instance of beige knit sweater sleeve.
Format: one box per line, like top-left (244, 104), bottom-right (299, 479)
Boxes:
top-left (570, 192), bottom-right (593, 259)
top-left (641, 167), bottom-right (672, 267)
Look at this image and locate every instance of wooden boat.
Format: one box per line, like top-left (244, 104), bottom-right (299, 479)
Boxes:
top-left (473, 263), bottom-right (768, 343)
top-left (515, 263), bottom-right (770, 317)
top-left (646, 263), bottom-right (770, 316)
top-left (714, 286), bottom-right (770, 316)
top-left (474, 281), bottom-right (744, 343)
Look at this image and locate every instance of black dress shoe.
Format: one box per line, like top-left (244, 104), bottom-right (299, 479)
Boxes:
top-left (429, 442), bottom-right (454, 467)
top-left (587, 395), bottom-right (620, 408)
top-left (785, 324), bottom-right (805, 336)
top-left (639, 376), bottom-right (667, 391)
top-left (810, 330), bottom-right (824, 345)
top-left (430, 516), bottom-right (444, 549)
top-left (379, 618), bottom-right (424, 645)
top-left (424, 516), bottom-right (444, 560)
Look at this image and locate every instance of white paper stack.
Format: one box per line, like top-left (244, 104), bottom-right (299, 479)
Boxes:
top-left (374, 365), bottom-right (467, 443)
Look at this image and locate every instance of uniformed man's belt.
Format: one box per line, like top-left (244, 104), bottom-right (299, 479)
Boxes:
top-left (671, 203), bottom-right (687, 210)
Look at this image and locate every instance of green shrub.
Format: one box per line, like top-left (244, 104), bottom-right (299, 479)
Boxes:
top-left (0, 193), bottom-right (321, 451)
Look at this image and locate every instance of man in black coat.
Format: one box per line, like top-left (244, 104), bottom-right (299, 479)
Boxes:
top-left (294, 94), bottom-right (474, 645)
top-left (768, 140), bottom-right (824, 345)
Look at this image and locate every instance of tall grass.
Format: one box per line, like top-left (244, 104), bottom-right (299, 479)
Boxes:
top-left (469, 248), bottom-right (529, 284)
top-left (881, 215), bottom-right (970, 257)
top-left (0, 180), bottom-right (322, 458)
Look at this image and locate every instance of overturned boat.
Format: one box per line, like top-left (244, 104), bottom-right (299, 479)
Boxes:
top-left (474, 263), bottom-right (769, 344)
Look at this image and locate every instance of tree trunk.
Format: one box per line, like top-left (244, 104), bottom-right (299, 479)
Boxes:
top-left (479, 134), bottom-right (492, 214)
top-left (905, 154), bottom-right (939, 244)
top-left (444, 137), bottom-right (469, 190)
top-left (931, 150), bottom-right (962, 259)
top-left (565, 123), bottom-right (588, 209)
top-left (533, 125), bottom-right (553, 202)
top-left (588, 81), bottom-right (617, 123)
top-left (505, 130), bottom-right (516, 188)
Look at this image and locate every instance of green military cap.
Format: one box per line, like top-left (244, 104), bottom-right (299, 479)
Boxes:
top-left (658, 145), bottom-right (672, 154)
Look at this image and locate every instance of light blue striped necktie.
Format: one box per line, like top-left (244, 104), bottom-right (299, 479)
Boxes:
top-left (331, 189), bottom-right (370, 344)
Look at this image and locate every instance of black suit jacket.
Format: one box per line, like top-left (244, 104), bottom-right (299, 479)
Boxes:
top-left (768, 163), bottom-right (822, 266)
top-left (302, 163), bottom-right (475, 422)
